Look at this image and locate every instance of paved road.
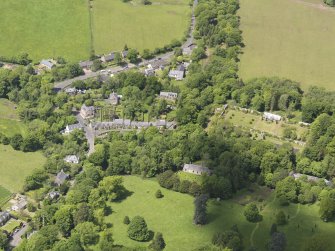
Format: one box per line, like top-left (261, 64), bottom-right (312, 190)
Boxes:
top-left (53, 0), bottom-right (197, 90)
top-left (10, 224), bottom-right (28, 247)
top-left (76, 114), bottom-right (95, 155)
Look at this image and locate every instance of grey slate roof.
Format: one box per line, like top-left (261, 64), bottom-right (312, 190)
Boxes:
top-left (55, 169), bottom-right (69, 186)
top-left (79, 60), bottom-right (93, 68)
top-left (183, 163), bottom-right (211, 175)
top-left (40, 59), bottom-right (55, 69)
top-left (0, 212), bottom-right (10, 226)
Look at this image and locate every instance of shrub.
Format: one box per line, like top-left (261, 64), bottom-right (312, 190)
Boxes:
top-left (123, 216), bottom-right (130, 225)
top-left (155, 190), bottom-right (163, 199)
top-left (127, 216), bottom-right (150, 242)
top-left (244, 203), bottom-right (261, 222)
top-left (276, 211), bottom-right (287, 225)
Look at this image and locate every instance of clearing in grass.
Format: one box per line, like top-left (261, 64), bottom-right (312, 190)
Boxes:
top-left (92, 0), bottom-right (191, 54)
top-left (0, 144), bottom-right (45, 192)
top-left (239, 0), bottom-right (335, 90)
top-left (0, 0), bottom-right (91, 62)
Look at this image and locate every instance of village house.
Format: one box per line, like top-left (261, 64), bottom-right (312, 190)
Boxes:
top-left (0, 212), bottom-right (10, 226)
top-left (168, 70), bottom-right (184, 81)
top-left (79, 60), bottom-right (93, 69)
top-left (101, 53), bottom-right (115, 63)
top-left (55, 169), bottom-right (69, 186)
top-left (144, 67), bottom-right (155, 77)
top-left (183, 163), bottom-right (211, 176)
top-left (11, 196), bottom-right (27, 212)
top-left (48, 191), bottom-right (60, 200)
top-left (80, 104), bottom-right (95, 119)
top-left (159, 91), bottom-right (178, 101)
top-left (263, 112), bottom-right (282, 122)
top-left (61, 123), bottom-right (83, 135)
top-left (109, 92), bottom-right (120, 105)
top-left (40, 59), bottom-right (55, 70)
top-left (64, 155), bottom-right (79, 164)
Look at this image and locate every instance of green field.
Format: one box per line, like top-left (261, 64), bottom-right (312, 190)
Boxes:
top-left (0, 0), bottom-right (190, 62)
top-left (104, 176), bottom-right (335, 250)
top-left (239, 0), bottom-right (335, 90)
top-left (0, 0), bottom-right (91, 62)
top-left (0, 186), bottom-right (11, 206)
top-left (0, 99), bottom-right (27, 137)
top-left (91, 0), bottom-right (191, 54)
top-left (0, 144), bottom-right (46, 192)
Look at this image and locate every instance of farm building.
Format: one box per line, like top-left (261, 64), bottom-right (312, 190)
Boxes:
top-left (11, 197), bottom-right (27, 212)
top-left (0, 212), bottom-right (10, 226)
top-left (183, 163), bottom-right (211, 176)
top-left (263, 112), bottom-right (281, 121)
top-left (80, 104), bottom-right (95, 119)
top-left (55, 170), bottom-right (69, 186)
top-left (160, 92), bottom-right (178, 101)
top-left (64, 155), bottom-right (79, 164)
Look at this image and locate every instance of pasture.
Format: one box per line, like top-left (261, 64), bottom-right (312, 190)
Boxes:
top-left (0, 144), bottom-right (46, 192)
top-left (104, 176), bottom-right (335, 250)
top-left (0, 0), bottom-right (91, 62)
top-left (239, 0), bottom-right (335, 90)
top-left (92, 0), bottom-right (191, 54)
top-left (0, 99), bottom-right (27, 137)
top-left (0, 186), bottom-right (12, 206)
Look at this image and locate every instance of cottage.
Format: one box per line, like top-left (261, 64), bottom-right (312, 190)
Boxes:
top-left (144, 68), bottom-right (155, 77)
top-left (101, 53), bottom-right (115, 63)
top-left (109, 92), bottom-right (119, 105)
top-left (168, 70), bottom-right (184, 81)
top-left (0, 212), bottom-right (10, 226)
top-left (48, 191), bottom-right (60, 200)
top-left (183, 163), bottom-right (211, 175)
top-left (55, 169), bottom-right (69, 186)
top-left (61, 123), bottom-right (83, 135)
top-left (64, 155), bottom-right (79, 164)
top-left (79, 60), bottom-right (93, 69)
top-left (11, 199), bottom-right (27, 212)
top-left (80, 104), bottom-right (95, 119)
top-left (263, 112), bottom-right (282, 121)
top-left (40, 59), bottom-right (55, 70)
top-left (159, 92), bottom-right (178, 101)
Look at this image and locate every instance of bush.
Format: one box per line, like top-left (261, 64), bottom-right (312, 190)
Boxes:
top-left (123, 216), bottom-right (130, 225)
top-left (155, 190), bottom-right (163, 199)
top-left (27, 203), bottom-right (37, 212)
top-left (244, 203), bottom-right (261, 222)
top-left (276, 211), bottom-right (287, 225)
top-left (127, 216), bottom-right (151, 242)
top-left (149, 232), bottom-right (166, 251)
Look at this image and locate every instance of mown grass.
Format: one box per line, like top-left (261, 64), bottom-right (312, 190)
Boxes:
top-left (177, 171), bottom-right (203, 184)
top-left (92, 0), bottom-right (191, 54)
top-left (239, 0), bottom-right (335, 90)
top-left (0, 0), bottom-right (91, 62)
top-left (0, 144), bottom-right (46, 192)
top-left (104, 176), bottom-right (335, 250)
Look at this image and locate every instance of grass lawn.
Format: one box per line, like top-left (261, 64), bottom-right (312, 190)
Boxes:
top-left (239, 0), bottom-right (335, 90)
top-left (92, 0), bottom-right (191, 54)
top-left (0, 144), bottom-right (46, 192)
top-left (0, 0), bottom-right (91, 62)
top-left (177, 171), bottom-right (203, 184)
top-left (1, 219), bottom-right (22, 233)
top-left (224, 109), bottom-right (308, 139)
top-left (0, 186), bottom-right (12, 206)
top-left (104, 176), bottom-right (335, 250)
top-left (0, 99), bottom-right (27, 137)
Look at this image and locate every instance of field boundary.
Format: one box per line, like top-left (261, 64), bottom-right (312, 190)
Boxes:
top-left (87, 0), bottom-right (95, 56)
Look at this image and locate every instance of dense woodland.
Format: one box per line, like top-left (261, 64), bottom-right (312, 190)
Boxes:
top-left (0, 0), bottom-right (335, 250)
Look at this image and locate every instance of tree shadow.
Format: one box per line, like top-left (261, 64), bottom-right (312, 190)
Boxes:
top-left (113, 188), bottom-right (134, 203)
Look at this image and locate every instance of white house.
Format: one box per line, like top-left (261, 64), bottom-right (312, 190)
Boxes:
top-left (64, 155), bottom-right (79, 164)
top-left (183, 163), bottom-right (211, 176)
top-left (263, 112), bottom-right (282, 121)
